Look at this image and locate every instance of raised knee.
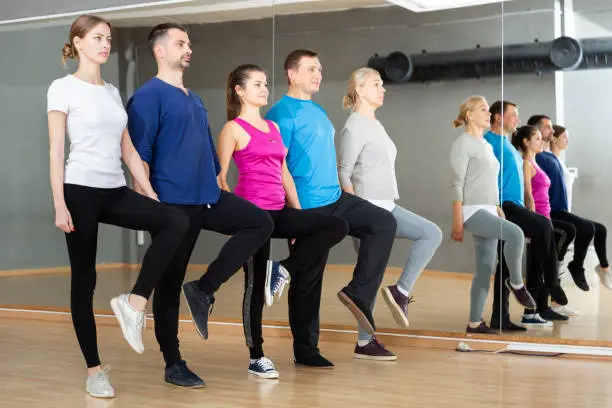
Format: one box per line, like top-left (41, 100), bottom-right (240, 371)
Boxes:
top-left (163, 208), bottom-right (189, 237)
top-left (429, 224), bottom-right (444, 246)
top-left (259, 212), bottom-right (275, 238)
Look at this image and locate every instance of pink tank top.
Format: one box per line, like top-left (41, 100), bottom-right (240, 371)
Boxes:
top-left (232, 117), bottom-right (286, 210)
top-left (529, 159), bottom-right (551, 218)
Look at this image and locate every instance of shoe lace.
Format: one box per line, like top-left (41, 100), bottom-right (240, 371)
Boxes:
top-left (370, 336), bottom-right (386, 349)
top-left (273, 272), bottom-right (288, 293)
top-left (97, 365), bottom-right (111, 385)
top-left (256, 357), bottom-right (275, 371)
top-left (402, 296), bottom-right (415, 313)
top-left (136, 311), bottom-right (146, 334)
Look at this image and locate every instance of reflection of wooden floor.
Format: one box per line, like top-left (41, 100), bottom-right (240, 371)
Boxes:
top-left (1, 264), bottom-right (612, 344)
top-left (2, 316), bottom-right (612, 408)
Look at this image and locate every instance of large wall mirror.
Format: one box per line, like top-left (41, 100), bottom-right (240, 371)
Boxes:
top-left (2, 0), bottom-right (611, 358)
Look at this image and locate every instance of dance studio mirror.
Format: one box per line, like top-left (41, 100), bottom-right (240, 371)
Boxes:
top-left (493, 0), bottom-right (612, 346)
top-left (12, 0), bottom-right (612, 355)
top-left (263, 1), bottom-right (508, 340)
top-left (0, 1), bottom-right (277, 315)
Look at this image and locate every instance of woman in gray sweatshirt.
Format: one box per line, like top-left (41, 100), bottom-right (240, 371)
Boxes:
top-left (338, 67), bottom-right (443, 355)
top-left (450, 95), bottom-right (535, 334)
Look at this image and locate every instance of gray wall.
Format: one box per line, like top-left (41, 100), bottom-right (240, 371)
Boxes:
top-left (130, 2), bottom-right (557, 273)
top-left (561, 10), bottom-right (612, 232)
top-left (0, 25), bottom-right (127, 269)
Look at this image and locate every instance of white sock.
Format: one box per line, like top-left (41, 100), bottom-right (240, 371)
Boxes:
top-left (468, 321), bottom-right (482, 329)
top-left (250, 358), bottom-right (259, 363)
top-left (357, 339), bottom-right (371, 347)
top-left (523, 313), bottom-right (535, 318)
top-left (509, 281), bottom-right (524, 290)
top-left (396, 284), bottom-right (410, 297)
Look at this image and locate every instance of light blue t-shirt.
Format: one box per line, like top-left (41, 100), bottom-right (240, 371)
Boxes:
top-left (265, 95), bottom-right (342, 209)
top-left (483, 130), bottom-right (525, 206)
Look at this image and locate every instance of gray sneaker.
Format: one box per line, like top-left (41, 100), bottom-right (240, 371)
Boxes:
top-left (110, 293), bottom-right (146, 354)
top-left (86, 366), bottom-right (115, 398)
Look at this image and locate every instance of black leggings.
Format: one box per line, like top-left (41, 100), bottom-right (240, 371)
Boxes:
top-left (492, 202), bottom-right (561, 321)
top-left (552, 219), bottom-right (576, 262)
top-left (291, 192), bottom-right (396, 358)
top-left (64, 184), bottom-right (189, 368)
top-left (242, 206), bottom-right (348, 360)
top-left (151, 191), bottom-right (274, 367)
top-left (551, 210), bottom-right (609, 270)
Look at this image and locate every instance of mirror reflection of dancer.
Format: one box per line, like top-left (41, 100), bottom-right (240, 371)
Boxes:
top-left (450, 96), bottom-right (536, 334)
top-left (485, 101), bottom-right (568, 330)
top-left (529, 116), bottom-right (612, 293)
top-left (512, 125), bottom-right (576, 321)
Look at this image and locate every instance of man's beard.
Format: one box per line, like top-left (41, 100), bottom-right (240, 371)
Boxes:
top-left (173, 57), bottom-right (190, 70)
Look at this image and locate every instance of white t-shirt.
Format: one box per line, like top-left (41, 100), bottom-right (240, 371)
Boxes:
top-left (47, 74), bottom-right (127, 188)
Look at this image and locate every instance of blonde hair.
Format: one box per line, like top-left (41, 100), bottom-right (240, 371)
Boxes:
top-left (453, 95), bottom-right (487, 128)
top-left (343, 67), bottom-right (381, 111)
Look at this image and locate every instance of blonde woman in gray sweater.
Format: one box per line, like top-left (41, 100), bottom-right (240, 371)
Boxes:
top-left (338, 67), bottom-right (443, 358)
top-left (450, 95), bottom-right (535, 334)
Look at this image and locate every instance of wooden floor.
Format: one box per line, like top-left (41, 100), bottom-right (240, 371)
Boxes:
top-left (2, 264), bottom-right (612, 344)
top-left (2, 315), bottom-right (612, 408)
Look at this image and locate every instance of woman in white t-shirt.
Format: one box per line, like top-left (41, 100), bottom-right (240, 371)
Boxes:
top-left (338, 67), bottom-right (443, 357)
top-left (47, 15), bottom-right (188, 398)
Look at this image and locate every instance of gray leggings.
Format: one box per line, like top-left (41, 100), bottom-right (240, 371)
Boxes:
top-left (464, 209), bottom-right (525, 322)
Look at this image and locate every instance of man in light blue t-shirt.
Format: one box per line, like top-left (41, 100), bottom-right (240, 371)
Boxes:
top-left (484, 101), bottom-right (568, 331)
top-left (266, 50), bottom-right (398, 366)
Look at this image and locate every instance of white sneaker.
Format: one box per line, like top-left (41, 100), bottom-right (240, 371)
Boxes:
top-left (86, 366), bottom-right (115, 398)
top-left (110, 293), bottom-right (145, 354)
top-left (596, 265), bottom-right (612, 290)
top-left (551, 304), bottom-right (580, 316)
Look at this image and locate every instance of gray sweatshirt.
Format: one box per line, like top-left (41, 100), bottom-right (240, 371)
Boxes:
top-left (449, 132), bottom-right (500, 205)
top-left (337, 112), bottom-right (399, 200)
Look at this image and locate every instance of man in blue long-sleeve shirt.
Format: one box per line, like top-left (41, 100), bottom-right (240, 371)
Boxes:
top-left (127, 23), bottom-right (273, 387)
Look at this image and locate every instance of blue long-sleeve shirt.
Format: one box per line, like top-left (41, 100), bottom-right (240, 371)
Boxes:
top-left (127, 78), bottom-right (221, 205)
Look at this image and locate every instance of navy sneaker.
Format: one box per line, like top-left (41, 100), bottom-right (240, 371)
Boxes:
top-left (182, 280), bottom-right (215, 339)
top-left (248, 357), bottom-right (279, 379)
top-left (165, 360), bottom-right (205, 388)
top-left (521, 313), bottom-right (553, 327)
top-left (265, 261), bottom-right (290, 306)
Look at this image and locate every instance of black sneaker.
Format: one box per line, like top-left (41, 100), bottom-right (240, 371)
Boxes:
top-left (182, 280), bottom-right (215, 339)
top-left (165, 360), bottom-right (205, 388)
top-left (539, 307), bottom-right (570, 321)
top-left (337, 288), bottom-right (375, 335)
top-left (568, 262), bottom-right (590, 291)
top-left (490, 319), bottom-right (527, 332)
top-left (294, 353), bottom-right (334, 368)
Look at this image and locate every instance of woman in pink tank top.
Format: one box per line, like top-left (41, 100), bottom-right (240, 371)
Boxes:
top-left (512, 125), bottom-right (577, 309)
top-left (215, 64), bottom-right (348, 376)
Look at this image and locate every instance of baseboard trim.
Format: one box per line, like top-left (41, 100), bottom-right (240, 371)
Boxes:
top-left (2, 305), bottom-right (611, 358)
